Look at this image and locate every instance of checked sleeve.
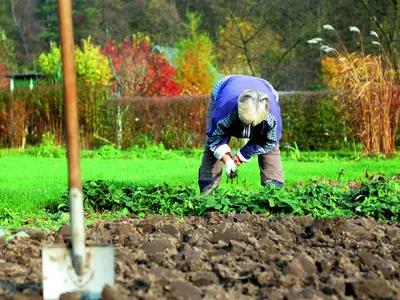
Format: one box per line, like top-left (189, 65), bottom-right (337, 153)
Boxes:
top-left (238, 113), bottom-right (278, 162)
top-left (207, 111), bottom-right (238, 160)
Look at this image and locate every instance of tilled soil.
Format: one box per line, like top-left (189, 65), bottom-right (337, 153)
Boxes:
top-left (1, 213), bottom-right (400, 299)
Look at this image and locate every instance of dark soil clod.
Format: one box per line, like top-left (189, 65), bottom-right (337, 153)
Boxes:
top-left (0, 214), bottom-right (400, 299)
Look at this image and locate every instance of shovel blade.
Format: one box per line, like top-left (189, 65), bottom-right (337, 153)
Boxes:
top-left (42, 244), bottom-right (114, 300)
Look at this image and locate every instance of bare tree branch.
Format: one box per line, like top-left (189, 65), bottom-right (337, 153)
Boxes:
top-left (270, 39), bottom-right (300, 85)
top-left (222, 0), bottom-right (255, 75)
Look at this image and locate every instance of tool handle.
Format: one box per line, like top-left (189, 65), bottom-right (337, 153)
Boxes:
top-left (58, 0), bottom-right (86, 275)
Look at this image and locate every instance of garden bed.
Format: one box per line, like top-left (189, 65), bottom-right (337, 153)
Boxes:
top-left (1, 213), bottom-right (399, 299)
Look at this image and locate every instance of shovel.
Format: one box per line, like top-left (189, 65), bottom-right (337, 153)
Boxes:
top-left (42, 1), bottom-right (114, 299)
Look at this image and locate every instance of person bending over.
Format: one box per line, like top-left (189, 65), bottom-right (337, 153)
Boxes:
top-left (198, 75), bottom-right (284, 194)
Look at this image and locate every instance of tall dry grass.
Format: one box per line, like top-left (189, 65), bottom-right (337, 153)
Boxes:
top-left (309, 26), bottom-right (400, 156)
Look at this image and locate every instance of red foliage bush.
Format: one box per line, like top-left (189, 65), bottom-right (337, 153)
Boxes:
top-left (101, 37), bottom-right (181, 97)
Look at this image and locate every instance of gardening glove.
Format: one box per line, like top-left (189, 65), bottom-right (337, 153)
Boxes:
top-left (225, 158), bottom-right (237, 178)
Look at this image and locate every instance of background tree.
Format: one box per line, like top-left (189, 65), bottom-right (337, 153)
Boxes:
top-left (211, 0), bottom-right (316, 89)
top-left (0, 28), bottom-right (16, 72)
top-left (174, 0), bottom-right (225, 42)
top-left (39, 38), bottom-right (112, 86)
top-left (0, 0), bottom-right (395, 90)
top-left (0, 29), bottom-right (12, 88)
top-left (36, 0), bottom-right (98, 45)
top-left (260, 0), bottom-right (328, 89)
top-left (35, 0), bottom-right (59, 44)
top-left (101, 34), bottom-right (181, 97)
top-left (95, 0), bottom-right (182, 46)
top-left (101, 34), bottom-right (181, 148)
top-left (136, 0), bottom-right (182, 46)
top-left (174, 13), bottom-right (218, 95)
top-left (9, 0), bottom-right (42, 69)
top-left (94, 0), bottom-right (143, 44)
top-left (38, 42), bottom-right (62, 84)
top-left (217, 18), bottom-right (284, 77)
top-left (74, 37), bottom-right (112, 86)
top-left (214, 0), bottom-right (272, 77)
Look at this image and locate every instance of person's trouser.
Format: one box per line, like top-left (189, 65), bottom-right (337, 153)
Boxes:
top-left (198, 146), bottom-right (224, 194)
top-left (198, 96), bottom-right (284, 194)
top-left (258, 146), bottom-right (284, 188)
top-left (198, 145), bottom-right (285, 194)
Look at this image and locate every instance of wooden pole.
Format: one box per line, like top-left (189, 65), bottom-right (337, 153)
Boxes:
top-left (58, 0), bottom-right (85, 275)
top-left (58, 0), bottom-right (81, 191)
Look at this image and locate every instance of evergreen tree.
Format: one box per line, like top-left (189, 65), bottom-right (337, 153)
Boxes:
top-left (174, 13), bottom-right (218, 95)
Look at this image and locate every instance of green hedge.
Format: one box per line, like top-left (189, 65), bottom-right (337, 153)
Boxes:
top-left (279, 91), bottom-right (351, 151)
top-left (0, 85), bottom-right (108, 149)
top-left (98, 95), bottom-right (209, 149)
top-left (0, 86), bottom-right (395, 151)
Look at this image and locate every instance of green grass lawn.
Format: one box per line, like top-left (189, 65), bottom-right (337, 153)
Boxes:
top-left (1, 153), bottom-right (399, 215)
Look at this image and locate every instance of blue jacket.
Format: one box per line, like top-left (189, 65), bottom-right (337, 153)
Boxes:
top-left (206, 75), bottom-right (282, 162)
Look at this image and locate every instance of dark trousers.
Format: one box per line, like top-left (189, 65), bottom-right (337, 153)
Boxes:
top-left (198, 145), bottom-right (284, 194)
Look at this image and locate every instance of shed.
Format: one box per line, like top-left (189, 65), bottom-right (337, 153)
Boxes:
top-left (4, 73), bottom-right (44, 91)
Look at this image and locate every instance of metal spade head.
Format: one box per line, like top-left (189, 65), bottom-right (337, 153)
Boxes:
top-left (42, 243), bottom-right (114, 300)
